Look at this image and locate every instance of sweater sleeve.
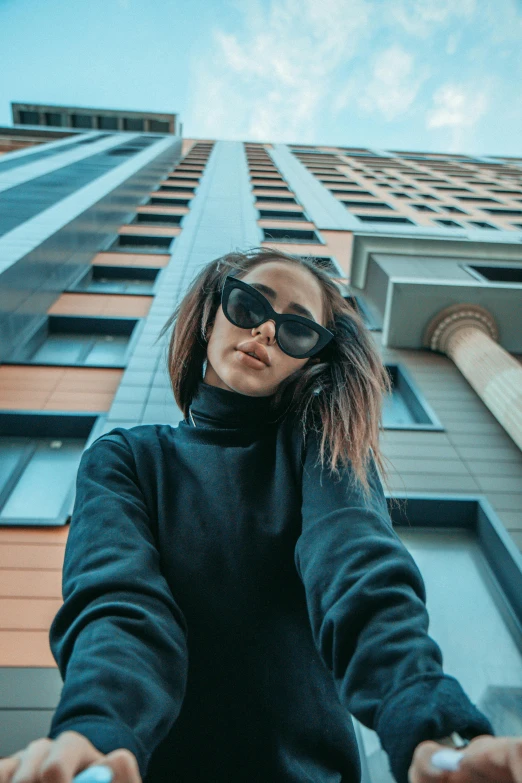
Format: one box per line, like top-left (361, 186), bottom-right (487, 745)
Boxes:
top-left (47, 430), bottom-right (189, 780)
top-left (295, 430), bottom-right (494, 783)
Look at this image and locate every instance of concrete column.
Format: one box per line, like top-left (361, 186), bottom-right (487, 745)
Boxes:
top-left (424, 303), bottom-right (522, 452)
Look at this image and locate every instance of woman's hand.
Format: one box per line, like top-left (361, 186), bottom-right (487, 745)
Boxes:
top-left (0, 731), bottom-right (142, 783)
top-left (408, 734), bottom-right (522, 782)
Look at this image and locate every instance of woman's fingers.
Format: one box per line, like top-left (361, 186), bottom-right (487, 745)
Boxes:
top-left (98, 749), bottom-right (141, 783)
top-left (9, 739), bottom-right (53, 783)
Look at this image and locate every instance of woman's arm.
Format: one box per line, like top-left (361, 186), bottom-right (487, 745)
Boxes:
top-left (47, 430), bottom-right (189, 782)
top-left (294, 430), bottom-right (494, 783)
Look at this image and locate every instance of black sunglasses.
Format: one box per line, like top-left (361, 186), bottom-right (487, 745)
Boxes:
top-left (221, 275), bottom-right (334, 359)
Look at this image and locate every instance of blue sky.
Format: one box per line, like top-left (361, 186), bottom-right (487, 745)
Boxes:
top-left (1, 0), bottom-right (521, 156)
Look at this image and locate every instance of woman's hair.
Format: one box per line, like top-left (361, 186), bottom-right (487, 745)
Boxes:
top-left (157, 246), bottom-right (396, 503)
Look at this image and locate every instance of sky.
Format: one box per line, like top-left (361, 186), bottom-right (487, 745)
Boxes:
top-left (1, 0), bottom-right (522, 156)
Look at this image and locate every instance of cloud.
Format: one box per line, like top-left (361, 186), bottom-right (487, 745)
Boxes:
top-left (185, 0), bottom-right (372, 142)
top-left (391, 0), bottom-right (477, 37)
top-left (426, 83), bottom-right (489, 150)
top-left (357, 46), bottom-right (429, 121)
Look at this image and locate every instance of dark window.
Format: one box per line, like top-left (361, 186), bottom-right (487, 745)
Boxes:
top-left (468, 221), bottom-right (498, 229)
top-left (258, 209), bottom-right (306, 221)
top-left (443, 206), bottom-right (467, 214)
top-left (149, 120), bottom-right (170, 133)
top-left (253, 185), bottom-right (289, 191)
top-left (412, 204), bottom-right (436, 212)
top-left (44, 113), bottom-right (63, 127)
top-left (123, 117), bottom-right (145, 131)
top-left (484, 208), bottom-right (522, 215)
top-left (435, 219), bottom-right (463, 228)
top-left (421, 194), bottom-right (438, 200)
top-left (157, 184), bottom-right (196, 193)
top-left (456, 196), bottom-right (500, 203)
top-left (255, 195), bottom-right (297, 204)
top-left (262, 228), bottom-right (321, 243)
top-left (149, 196), bottom-right (191, 207)
top-left (391, 192), bottom-right (411, 198)
top-left (0, 414), bottom-right (98, 526)
top-left (134, 212), bottom-right (183, 226)
top-left (383, 365), bottom-right (443, 429)
top-left (489, 189), bottom-right (521, 195)
top-left (330, 189), bottom-right (375, 196)
top-left (355, 215), bottom-right (415, 224)
top-left (70, 265), bottom-right (159, 294)
top-left (71, 114), bottom-right (94, 129)
top-left (98, 116), bottom-right (119, 130)
top-left (512, 223), bottom-right (522, 229)
top-left (113, 233), bottom-right (174, 251)
top-left (342, 200), bottom-right (393, 210)
top-left (13, 315), bottom-right (139, 367)
top-left (467, 265), bottom-right (522, 283)
top-left (19, 110), bottom-right (40, 125)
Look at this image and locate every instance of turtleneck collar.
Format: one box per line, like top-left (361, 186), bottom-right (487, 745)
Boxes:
top-left (188, 380), bottom-right (284, 430)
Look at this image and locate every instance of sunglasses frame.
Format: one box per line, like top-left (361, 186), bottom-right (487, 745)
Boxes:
top-left (221, 275), bottom-right (335, 359)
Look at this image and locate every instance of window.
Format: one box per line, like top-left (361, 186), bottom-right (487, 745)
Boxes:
top-left (354, 215), bottom-right (415, 224)
top-left (412, 204), bottom-right (437, 212)
top-left (0, 413), bottom-right (99, 526)
top-left (434, 219), bottom-right (463, 228)
top-left (512, 223), bottom-right (522, 229)
top-left (157, 184), bottom-right (196, 193)
top-left (391, 192), bottom-right (411, 198)
top-left (98, 116), bottom-right (119, 130)
top-left (123, 117), bottom-right (145, 131)
top-left (111, 233), bottom-right (174, 252)
top-left (70, 265), bottom-right (160, 294)
top-left (468, 221), bottom-right (498, 230)
top-left (255, 195), bottom-right (297, 204)
top-left (330, 189), bottom-right (375, 197)
top-left (443, 206), bottom-right (467, 214)
top-left (342, 201), bottom-right (394, 210)
top-left (149, 195), bottom-right (191, 207)
top-left (465, 264), bottom-right (522, 283)
top-left (353, 496), bottom-right (522, 783)
top-left (262, 228), bottom-right (321, 243)
top-left (19, 110), bottom-right (40, 125)
top-left (382, 365), bottom-right (443, 430)
top-left (484, 208), bottom-right (522, 216)
top-left (71, 114), bottom-right (93, 129)
top-left (253, 184), bottom-right (289, 191)
top-left (133, 212), bottom-right (183, 226)
top-left (12, 315), bottom-right (140, 367)
top-left (456, 196), bottom-right (500, 203)
top-left (149, 120), bottom-right (170, 133)
top-left (421, 194), bottom-right (438, 200)
top-left (44, 113), bottom-right (63, 127)
top-left (258, 209), bottom-right (306, 221)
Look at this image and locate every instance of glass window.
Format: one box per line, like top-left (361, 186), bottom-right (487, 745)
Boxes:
top-left (382, 365), bottom-right (442, 429)
top-left (123, 117), bottom-right (145, 131)
top-left (149, 120), bottom-right (170, 133)
top-left (19, 111), bottom-right (40, 125)
top-left (71, 114), bottom-right (93, 129)
top-left (262, 227), bottom-right (321, 243)
top-left (98, 116), bottom-right (119, 130)
top-left (44, 113), bottom-right (63, 127)
top-left (0, 434), bottom-right (87, 525)
top-left (354, 523), bottom-right (522, 782)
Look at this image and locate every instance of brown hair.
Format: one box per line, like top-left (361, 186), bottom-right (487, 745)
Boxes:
top-left (157, 246), bottom-right (395, 503)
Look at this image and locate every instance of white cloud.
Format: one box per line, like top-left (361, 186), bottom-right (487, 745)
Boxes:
top-left (446, 32), bottom-right (460, 55)
top-left (185, 0), bottom-right (372, 141)
top-left (426, 83), bottom-right (489, 150)
top-left (391, 0), bottom-right (477, 37)
top-left (357, 46), bottom-right (429, 121)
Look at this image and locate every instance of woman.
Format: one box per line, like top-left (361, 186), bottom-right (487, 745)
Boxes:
top-left (2, 247), bottom-right (520, 783)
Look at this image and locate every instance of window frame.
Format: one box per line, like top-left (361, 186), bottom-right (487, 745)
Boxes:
top-left (0, 412), bottom-right (105, 527)
top-left (383, 364), bottom-right (444, 431)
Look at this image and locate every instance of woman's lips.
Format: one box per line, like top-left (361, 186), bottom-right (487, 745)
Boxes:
top-left (235, 349), bottom-right (267, 369)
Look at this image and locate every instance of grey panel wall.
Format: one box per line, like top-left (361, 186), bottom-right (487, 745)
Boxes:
top-left (377, 334), bottom-right (522, 549)
top-left (0, 137), bottom-right (182, 361)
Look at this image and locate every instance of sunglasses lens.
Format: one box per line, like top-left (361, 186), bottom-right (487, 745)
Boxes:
top-left (279, 321), bottom-right (319, 357)
top-left (227, 288), bottom-right (265, 327)
top-left (226, 285), bottom-right (320, 357)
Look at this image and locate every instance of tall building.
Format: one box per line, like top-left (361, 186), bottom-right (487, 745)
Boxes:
top-left (0, 121), bottom-right (521, 782)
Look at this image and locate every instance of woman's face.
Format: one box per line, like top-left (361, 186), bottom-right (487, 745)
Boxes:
top-left (204, 261), bottom-right (325, 397)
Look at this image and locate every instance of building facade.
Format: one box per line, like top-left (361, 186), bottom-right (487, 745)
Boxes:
top-left (0, 129), bottom-right (521, 781)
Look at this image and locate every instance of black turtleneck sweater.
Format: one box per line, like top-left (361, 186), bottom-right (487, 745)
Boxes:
top-left (47, 380), bottom-right (494, 783)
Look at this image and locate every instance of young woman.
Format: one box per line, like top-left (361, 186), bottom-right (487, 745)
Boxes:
top-left (4, 247), bottom-right (522, 783)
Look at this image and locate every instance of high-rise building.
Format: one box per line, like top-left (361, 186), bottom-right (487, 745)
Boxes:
top-left (0, 120), bottom-right (521, 781)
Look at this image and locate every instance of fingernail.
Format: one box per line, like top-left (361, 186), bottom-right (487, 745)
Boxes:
top-left (430, 748), bottom-right (465, 772)
top-left (73, 765), bottom-right (114, 783)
